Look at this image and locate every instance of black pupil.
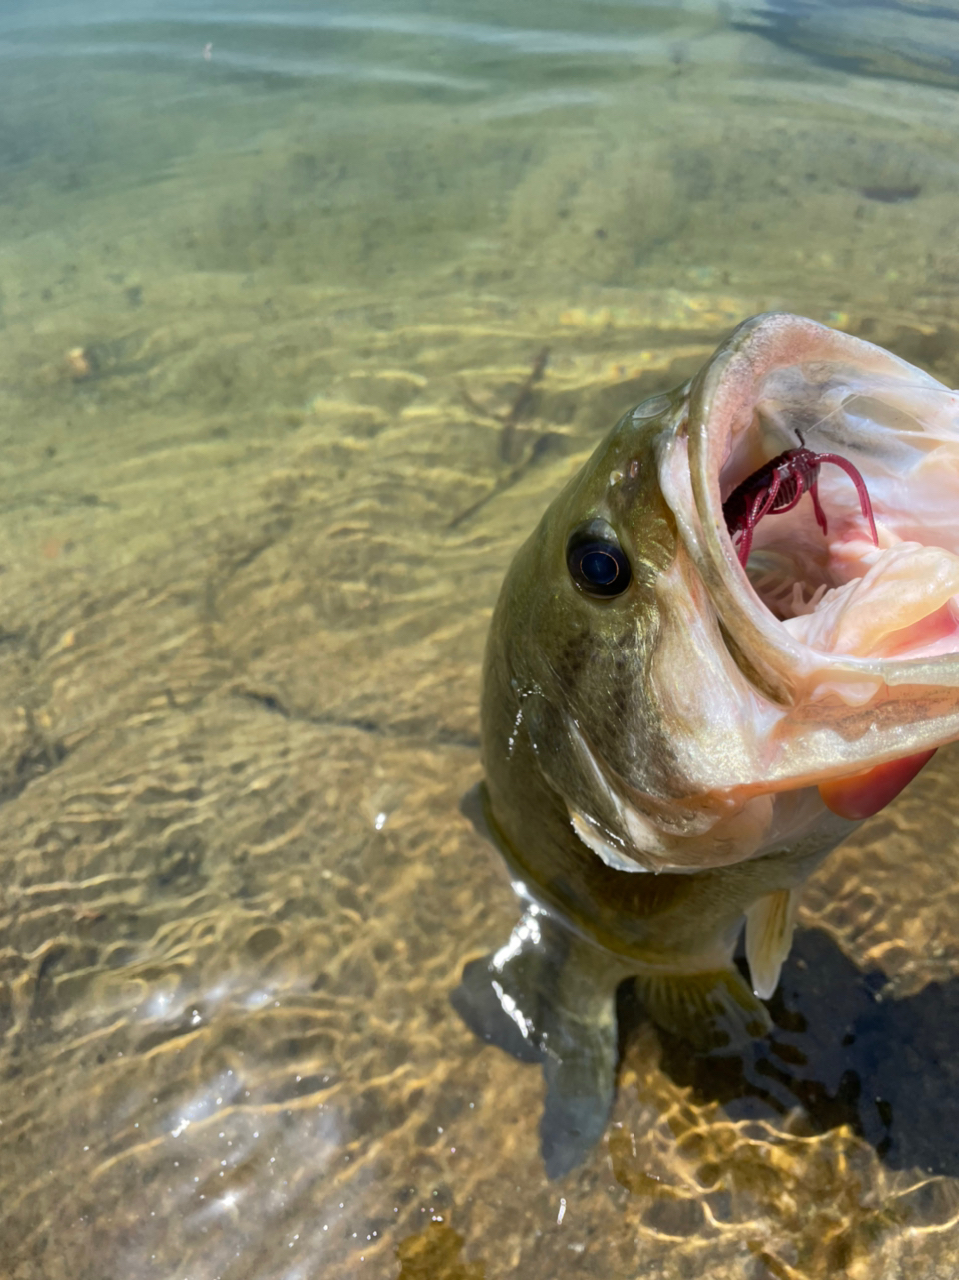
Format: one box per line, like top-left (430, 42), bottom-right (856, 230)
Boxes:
top-left (567, 532), bottom-right (631, 598)
top-left (580, 548), bottom-right (619, 585)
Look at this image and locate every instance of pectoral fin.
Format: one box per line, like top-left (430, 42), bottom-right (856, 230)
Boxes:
top-left (635, 967), bottom-right (772, 1052)
top-left (745, 887), bottom-right (799, 999)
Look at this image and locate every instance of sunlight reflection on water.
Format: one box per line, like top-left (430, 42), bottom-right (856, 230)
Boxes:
top-left (3, 2), bottom-right (959, 1278)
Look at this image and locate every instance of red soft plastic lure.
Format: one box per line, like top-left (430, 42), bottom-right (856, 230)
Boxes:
top-left (723, 446), bottom-right (879, 566)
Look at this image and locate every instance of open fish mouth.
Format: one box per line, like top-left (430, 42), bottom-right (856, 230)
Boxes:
top-left (657, 312), bottom-right (959, 797)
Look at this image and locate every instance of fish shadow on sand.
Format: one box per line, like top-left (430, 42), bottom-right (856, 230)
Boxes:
top-left (646, 927), bottom-right (959, 1178)
top-left (454, 927), bottom-right (959, 1178)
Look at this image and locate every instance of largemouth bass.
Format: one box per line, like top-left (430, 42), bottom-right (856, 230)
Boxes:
top-left (453, 312), bottom-right (959, 1176)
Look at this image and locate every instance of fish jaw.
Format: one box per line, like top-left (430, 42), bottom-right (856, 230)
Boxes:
top-left (657, 311), bottom-right (959, 795)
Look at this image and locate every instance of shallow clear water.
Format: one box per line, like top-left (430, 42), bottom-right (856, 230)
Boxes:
top-left (4, 2), bottom-right (959, 1277)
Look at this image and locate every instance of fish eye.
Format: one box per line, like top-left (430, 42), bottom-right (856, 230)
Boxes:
top-left (566, 524), bottom-right (632, 598)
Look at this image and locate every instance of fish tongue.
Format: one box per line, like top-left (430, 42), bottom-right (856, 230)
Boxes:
top-left (783, 541), bottom-right (959, 659)
top-left (818, 748), bottom-right (937, 819)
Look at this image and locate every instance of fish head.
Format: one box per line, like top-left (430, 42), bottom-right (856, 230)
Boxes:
top-left (482, 312), bottom-right (959, 879)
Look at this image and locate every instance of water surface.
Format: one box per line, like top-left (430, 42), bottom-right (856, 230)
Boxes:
top-left (3, 2), bottom-right (959, 1277)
